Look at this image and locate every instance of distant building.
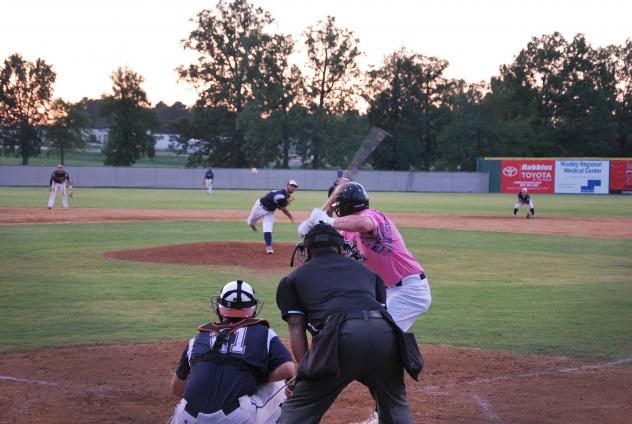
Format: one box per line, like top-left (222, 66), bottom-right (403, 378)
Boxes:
top-left (86, 129), bottom-right (177, 151)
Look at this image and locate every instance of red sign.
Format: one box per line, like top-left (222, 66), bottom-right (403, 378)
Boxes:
top-left (501, 160), bottom-right (555, 193)
top-left (610, 160), bottom-right (632, 192)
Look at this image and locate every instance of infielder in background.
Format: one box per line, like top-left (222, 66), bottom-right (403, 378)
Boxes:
top-left (203, 167), bottom-right (214, 195)
top-left (169, 280), bottom-right (296, 424)
top-left (276, 223), bottom-right (414, 424)
top-left (514, 187), bottom-right (535, 217)
top-left (246, 180), bottom-right (298, 254)
top-left (300, 181), bottom-right (431, 332)
top-left (48, 164), bottom-right (72, 210)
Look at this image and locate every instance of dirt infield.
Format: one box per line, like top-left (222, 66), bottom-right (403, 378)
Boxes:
top-left (2, 207), bottom-right (632, 238)
top-left (2, 208), bottom-right (632, 423)
top-left (1, 342), bottom-right (631, 423)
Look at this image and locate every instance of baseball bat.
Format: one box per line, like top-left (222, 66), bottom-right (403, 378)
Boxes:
top-left (321, 126), bottom-right (391, 210)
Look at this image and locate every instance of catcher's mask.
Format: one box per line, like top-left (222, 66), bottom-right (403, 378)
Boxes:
top-left (211, 280), bottom-right (262, 319)
top-left (332, 182), bottom-right (369, 217)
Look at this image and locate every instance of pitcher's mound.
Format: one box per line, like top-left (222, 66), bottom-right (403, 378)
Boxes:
top-left (104, 241), bottom-right (298, 270)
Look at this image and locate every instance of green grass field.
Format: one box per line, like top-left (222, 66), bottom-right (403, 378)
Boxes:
top-left (1, 188), bottom-right (631, 360)
top-left (0, 150), bottom-right (190, 167)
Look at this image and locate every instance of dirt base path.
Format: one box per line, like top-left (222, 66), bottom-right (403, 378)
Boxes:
top-left (1, 342), bottom-right (630, 424)
top-left (2, 207), bottom-right (631, 238)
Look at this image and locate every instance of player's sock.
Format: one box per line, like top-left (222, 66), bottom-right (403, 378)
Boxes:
top-left (513, 208), bottom-right (518, 215)
top-left (264, 232), bottom-right (272, 246)
top-left (530, 208), bottom-right (535, 216)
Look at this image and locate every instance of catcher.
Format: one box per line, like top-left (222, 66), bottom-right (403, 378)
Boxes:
top-left (514, 188), bottom-right (535, 218)
top-left (47, 164), bottom-right (72, 210)
top-left (169, 280), bottom-right (296, 424)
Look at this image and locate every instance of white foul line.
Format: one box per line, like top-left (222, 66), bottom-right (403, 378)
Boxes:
top-left (0, 375), bottom-right (58, 386)
top-left (420, 356), bottom-right (632, 393)
top-left (472, 394), bottom-right (501, 423)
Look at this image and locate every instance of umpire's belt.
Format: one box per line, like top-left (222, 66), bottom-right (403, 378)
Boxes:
top-left (185, 397), bottom-right (240, 418)
top-left (345, 310), bottom-right (384, 320)
top-left (389, 272), bottom-right (426, 288)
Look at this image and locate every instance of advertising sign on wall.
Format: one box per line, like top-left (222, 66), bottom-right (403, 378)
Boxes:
top-left (500, 160), bottom-right (555, 193)
top-left (610, 160), bottom-right (632, 193)
top-left (554, 160), bottom-right (609, 194)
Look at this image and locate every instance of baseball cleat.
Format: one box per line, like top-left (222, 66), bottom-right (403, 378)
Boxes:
top-left (266, 246), bottom-right (274, 254)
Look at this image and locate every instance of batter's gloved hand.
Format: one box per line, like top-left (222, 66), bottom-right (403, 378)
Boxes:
top-left (309, 208), bottom-right (333, 227)
top-left (298, 220), bottom-right (312, 238)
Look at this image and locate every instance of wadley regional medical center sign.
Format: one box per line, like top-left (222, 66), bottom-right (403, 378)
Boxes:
top-left (500, 159), bottom-right (626, 194)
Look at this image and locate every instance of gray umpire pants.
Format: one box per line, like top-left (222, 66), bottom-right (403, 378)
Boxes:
top-left (278, 317), bottom-right (412, 424)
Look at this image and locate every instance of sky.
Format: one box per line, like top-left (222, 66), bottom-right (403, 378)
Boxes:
top-left (2, 0), bottom-right (630, 107)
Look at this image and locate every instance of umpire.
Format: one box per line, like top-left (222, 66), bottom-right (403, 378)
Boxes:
top-left (276, 223), bottom-right (414, 424)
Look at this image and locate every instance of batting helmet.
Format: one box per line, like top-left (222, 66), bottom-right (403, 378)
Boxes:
top-left (303, 223), bottom-right (344, 253)
top-left (212, 280), bottom-right (259, 319)
top-left (332, 182), bottom-right (369, 217)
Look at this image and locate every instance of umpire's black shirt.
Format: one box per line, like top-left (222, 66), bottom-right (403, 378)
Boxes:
top-left (276, 251), bottom-right (386, 329)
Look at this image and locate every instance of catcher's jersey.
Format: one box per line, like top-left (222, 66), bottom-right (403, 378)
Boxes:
top-left (276, 251), bottom-right (386, 328)
top-left (259, 189), bottom-right (289, 211)
top-left (341, 208), bottom-right (423, 287)
top-left (175, 321), bottom-right (291, 414)
top-left (50, 170), bottom-right (69, 184)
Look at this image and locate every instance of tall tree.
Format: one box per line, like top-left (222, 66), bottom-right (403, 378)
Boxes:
top-left (0, 53), bottom-right (56, 165)
top-left (238, 33), bottom-right (308, 168)
top-left (365, 49), bottom-right (451, 170)
top-left (100, 67), bottom-right (157, 166)
top-left (177, 0), bottom-right (273, 167)
top-left (46, 99), bottom-right (89, 164)
top-left (302, 16), bottom-right (362, 168)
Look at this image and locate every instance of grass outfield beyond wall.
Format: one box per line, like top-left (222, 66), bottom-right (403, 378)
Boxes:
top-left (0, 188), bottom-right (631, 359)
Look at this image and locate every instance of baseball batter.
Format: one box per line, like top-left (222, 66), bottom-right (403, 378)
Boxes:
top-left (47, 164), bottom-right (72, 210)
top-left (514, 188), bottom-right (535, 217)
top-left (169, 280), bottom-right (295, 424)
top-left (203, 167), bottom-right (214, 195)
top-left (246, 180), bottom-right (298, 254)
top-left (300, 181), bottom-right (431, 332)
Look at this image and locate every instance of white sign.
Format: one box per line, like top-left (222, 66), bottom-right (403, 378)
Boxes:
top-left (554, 160), bottom-right (610, 194)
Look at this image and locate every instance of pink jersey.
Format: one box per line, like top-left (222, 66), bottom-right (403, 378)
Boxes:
top-left (341, 208), bottom-right (423, 286)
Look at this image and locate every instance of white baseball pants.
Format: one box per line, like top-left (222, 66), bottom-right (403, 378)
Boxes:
top-left (246, 200), bottom-right (276, 232)
top-left (386, 274), bottom-right (432, 332)
top-left (169, 381), bottom-right (286, 424)
top-left (48, 183), bottom-right (68, 209)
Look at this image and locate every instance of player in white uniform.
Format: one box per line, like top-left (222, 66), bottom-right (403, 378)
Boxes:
top-left (513, 188), bottom-right (535, 218)
top-left (48, 164), bottom-right (71, 210)
top-left (246, 180), bottom-right (298, 254)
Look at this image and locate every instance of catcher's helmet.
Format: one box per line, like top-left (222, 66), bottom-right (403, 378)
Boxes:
top-left (303, 223), bottom-right (344, 253)
top-left (332, 182), bottom-right (369, 217)
top-left (212, 280), bottom-right (259, 319)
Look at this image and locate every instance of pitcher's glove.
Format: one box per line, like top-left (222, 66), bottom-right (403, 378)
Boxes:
top-left (68, 185), bottom-right (73, 197)
top-left (287, 195), bottom-right (294, 203)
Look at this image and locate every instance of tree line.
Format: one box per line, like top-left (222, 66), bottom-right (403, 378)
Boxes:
top-left (1, 0), bottom-right (630, 169)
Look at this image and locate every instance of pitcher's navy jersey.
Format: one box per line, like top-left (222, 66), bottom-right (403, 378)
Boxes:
top-left (175, 322), bottom-right (292, 414)
top-left (259, 189), bottom-right (289, 211)
top-left (205, 169), bottom-right (214, 179)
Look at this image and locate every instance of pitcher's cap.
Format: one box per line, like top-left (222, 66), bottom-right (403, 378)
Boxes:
top-left (287, 179), bottom-right (298, 187)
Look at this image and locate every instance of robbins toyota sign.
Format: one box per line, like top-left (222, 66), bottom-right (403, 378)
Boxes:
top-left (501, 160), bottom-right (555, 193)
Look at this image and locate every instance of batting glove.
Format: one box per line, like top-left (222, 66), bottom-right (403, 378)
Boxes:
top-left (308, 208), bottom-right (334, 227)
top-left (298, 220), bottom-right (312, 238)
